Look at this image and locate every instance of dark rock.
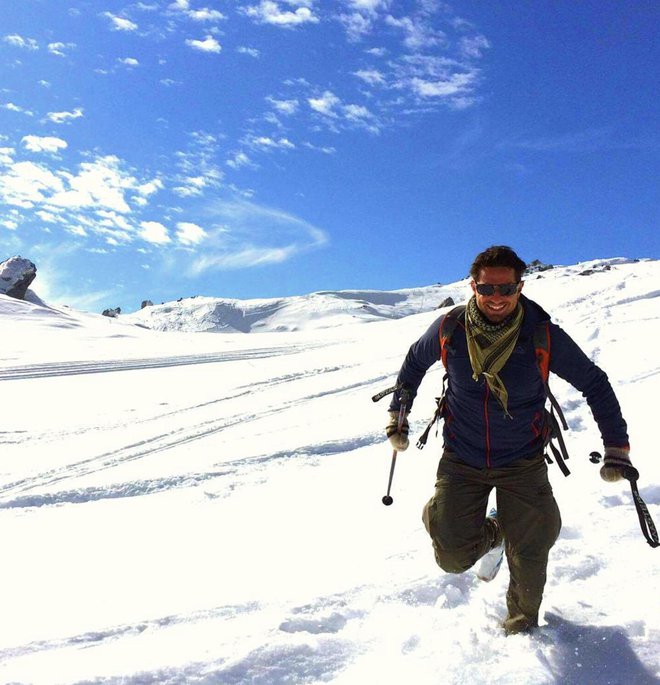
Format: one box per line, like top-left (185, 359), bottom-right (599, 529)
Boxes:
top-left (526, 259), bottom-right (554, 274)
top-left (0, 255), bottom-right (37, 300)
top-left (141, 300), bottom-right (153, 309)
top-left (102, 307), bottom-right (121, 318)
top-left (437, 297), bottom-right (455, 309)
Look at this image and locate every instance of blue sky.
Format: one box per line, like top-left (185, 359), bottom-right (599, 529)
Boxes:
top-left (1, 0), bottom-right (658, 312)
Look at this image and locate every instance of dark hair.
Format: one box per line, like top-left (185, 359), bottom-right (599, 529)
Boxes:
top-left (470, 245), bottom-right (527, 281)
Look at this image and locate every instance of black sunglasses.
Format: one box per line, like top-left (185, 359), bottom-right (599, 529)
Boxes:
top-left (475, 282), bottom-right (521, 297)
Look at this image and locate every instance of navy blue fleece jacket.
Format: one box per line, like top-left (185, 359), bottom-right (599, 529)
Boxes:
top-left (389, 295), bottom-right (629, 468)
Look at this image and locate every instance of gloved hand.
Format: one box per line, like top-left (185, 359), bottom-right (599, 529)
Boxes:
top-left (386, 410), bottom-right (410, 451)
top-left (600, 446), bottom-right (633, 482)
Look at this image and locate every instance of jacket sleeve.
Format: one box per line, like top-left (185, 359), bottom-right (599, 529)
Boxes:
top-left (548, 322), bottom-right (629, 448)
top-left (388, 315), bottom-right (443, 413)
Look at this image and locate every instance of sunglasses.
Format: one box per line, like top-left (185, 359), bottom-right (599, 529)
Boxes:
top-left (475, 282), bottom-right (521, 297)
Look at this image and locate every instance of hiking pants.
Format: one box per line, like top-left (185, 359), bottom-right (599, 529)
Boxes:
top-left (422, 451), bottom-right (562, 625)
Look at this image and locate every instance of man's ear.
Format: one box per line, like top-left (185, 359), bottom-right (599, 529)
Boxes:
top-left (470, 280), bottom-right (476, 294)
top-left (518, 280), bottom-right (525, 293)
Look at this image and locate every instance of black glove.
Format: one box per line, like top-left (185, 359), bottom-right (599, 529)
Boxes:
top-left (600, 446), bottom-right (633, 482)
top-left (386, 410), bottom-right (409, 451)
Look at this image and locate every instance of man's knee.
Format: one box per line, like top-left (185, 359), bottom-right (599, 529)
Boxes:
top-left (432, 542), bottom-right (476, 574)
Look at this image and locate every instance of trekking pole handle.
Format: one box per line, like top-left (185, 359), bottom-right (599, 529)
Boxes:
top-left (382, 388), bottom-right (411, 507)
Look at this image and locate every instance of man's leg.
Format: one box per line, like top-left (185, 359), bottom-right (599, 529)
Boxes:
top-left (494, 455), bottom-right (562, 634)
top-left (422, 451), bottom-right (496, 573)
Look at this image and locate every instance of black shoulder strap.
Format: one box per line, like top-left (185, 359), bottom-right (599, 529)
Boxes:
top-left (533, 321), bottom-right (572, 477)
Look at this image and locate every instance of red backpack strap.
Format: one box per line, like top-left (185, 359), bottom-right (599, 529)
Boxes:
top-left (439, 305), bottom-right (466, 368)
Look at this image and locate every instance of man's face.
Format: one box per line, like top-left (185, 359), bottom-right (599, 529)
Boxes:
top-left (471, 266), bottom-right (523, 323)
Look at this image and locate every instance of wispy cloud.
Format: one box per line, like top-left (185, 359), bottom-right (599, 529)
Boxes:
top-left (498, 128), bottom-right (624, 154)
top-left (187, 198), bottom-right (328, 274)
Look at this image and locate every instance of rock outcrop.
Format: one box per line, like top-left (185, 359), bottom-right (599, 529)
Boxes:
top-left (0, 256), bottom-right (37, 300)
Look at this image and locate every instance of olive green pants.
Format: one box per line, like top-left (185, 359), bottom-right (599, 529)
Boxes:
top-left (422, 451), bottom-right (562, 627)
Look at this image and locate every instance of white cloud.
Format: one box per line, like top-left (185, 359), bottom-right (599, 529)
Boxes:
top-left (176, 221), bottom-right (207, 245)
top-left (343, 104), bottom-right (373, 120)
top-left (135, 178), bottom-right (164, 198)
top-left (46, 108), bottom-right (84, 124)
top-left (49, 157), bottom-right (137, 213)
top-left (96, 210), bottom-right (133, 231)
top-left (140, 221), bottom-right (171, 245)
top-left (409, 71), bottom-right (476, 98)
top-left (226, 151), bottom-right (253, 169)
top-left (185, 36), bottom-right (222, 53)
top-left (3, 34), bottom-right (39, 50)
top-left (1, 103), bottom-right (34, 116)
top-left (247, 135), bottom-right (296, 150)
top-left (102, 12), bottom-right (139, 31)
top-left (308, 91), bottom-right (340, 117)
top-left (354, 68), bottom-right (386, 86)
top-left (0, 161), bottom-right (65, 207)
top-left (385, 14), bottom-right (445, 51)
top-left (243, 1), bottom-right (319, 27)
top-left (36, 210), bottom-right (60, 223)
top-left (346, 0), bottom-right (390, 11)
top-left (118, 57), bottom-right (140, 67)
top-left (339, 12), bottom-right (374, 41)
top-left (47, 42), bottom-right (76, 57)
top-left (267, 97), bottom-right (299, 115)
top-left (460, 34), bottom-right (490, 59)
top-left (21, 135), bottom-right (68, 154)
top-left (188, 8), bottom-right (226, 21)
top-left (0, 155), bottom-right (155, 225)
top-left (237, 46), bottom-right (260, 57)
top-left (0, 147), bottom-right (14, 165)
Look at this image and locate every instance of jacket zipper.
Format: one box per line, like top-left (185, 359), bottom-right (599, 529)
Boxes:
top-left (484, 383), bottom-right (491, 467)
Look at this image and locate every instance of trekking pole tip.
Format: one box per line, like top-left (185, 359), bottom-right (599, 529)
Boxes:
top-left (382, 495), bottom-right (394, 506)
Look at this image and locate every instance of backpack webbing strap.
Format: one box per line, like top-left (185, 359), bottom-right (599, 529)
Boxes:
top-left (417, 375), bottom-right (447, 450)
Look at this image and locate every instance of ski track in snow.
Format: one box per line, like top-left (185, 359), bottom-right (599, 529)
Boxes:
top-left (1, 259), bottom-right (659, 685)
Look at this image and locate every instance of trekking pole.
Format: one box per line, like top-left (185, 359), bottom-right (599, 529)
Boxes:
top-left (590, 451), bottom-right (659, 548)
top-left (382, 389), bottom-right (410, 506)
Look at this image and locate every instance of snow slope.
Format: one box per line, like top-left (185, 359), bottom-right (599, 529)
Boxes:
top-left (0, 258), bottom-right (658, 684)
top-left (122, 283), bottom-right (468, 333)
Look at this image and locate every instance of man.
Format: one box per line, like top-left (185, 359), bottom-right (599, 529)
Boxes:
top-left (386, 245), bottom-right (631, 635)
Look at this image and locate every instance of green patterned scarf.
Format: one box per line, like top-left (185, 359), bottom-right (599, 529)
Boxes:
top-left (465, 296), bottom-right (524, 418)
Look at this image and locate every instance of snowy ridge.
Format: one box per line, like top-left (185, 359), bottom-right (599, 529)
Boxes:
top-left (0, 257), bottom-right (659, 684)
top-left (122, 282), bottom-right (468, 333)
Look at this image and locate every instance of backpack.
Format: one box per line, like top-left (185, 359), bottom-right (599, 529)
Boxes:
top-left (418, 305), bottom-right (571, 476)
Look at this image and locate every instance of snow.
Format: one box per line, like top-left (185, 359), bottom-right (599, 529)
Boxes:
top-left (121, 283), bottom-right (467, 333)
top-left (0, 257), bottom-right (658, 684)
